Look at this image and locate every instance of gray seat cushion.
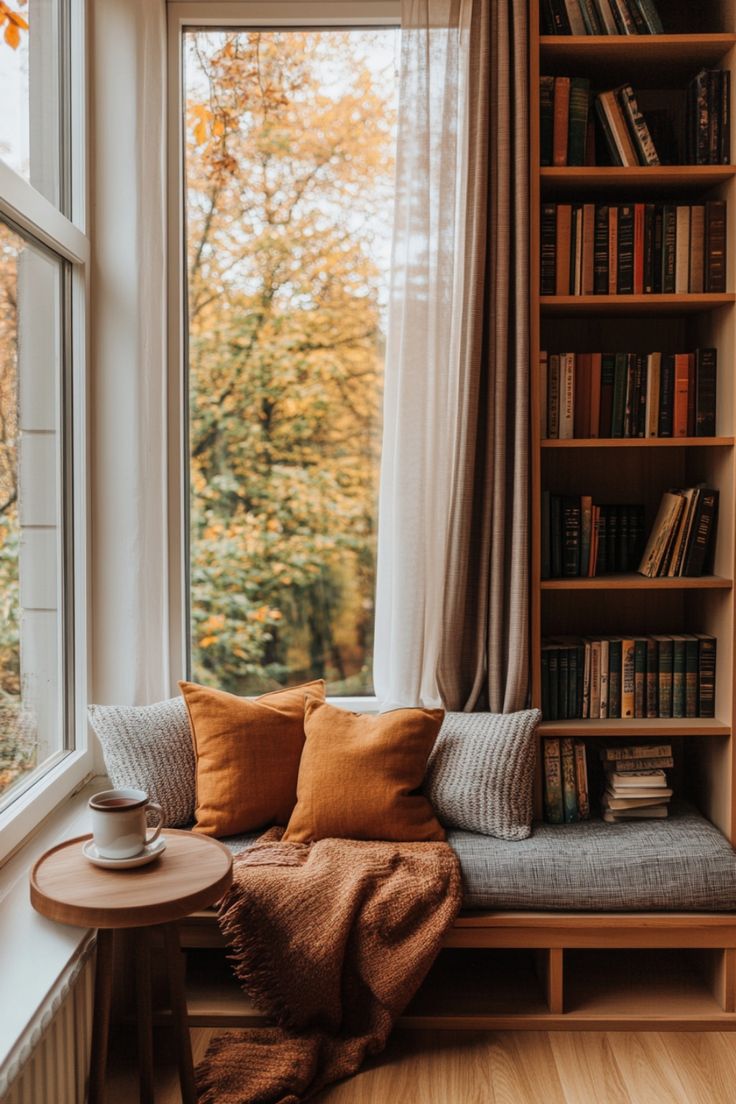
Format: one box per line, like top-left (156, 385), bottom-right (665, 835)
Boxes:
top-left (219, 803), bottom-right (736, 912)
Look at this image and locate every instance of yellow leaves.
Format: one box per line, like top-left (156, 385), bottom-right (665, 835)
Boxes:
top-left (0, 2), bottom-right (29, 50)
top-left (199, 635), bottom-right (218, 649)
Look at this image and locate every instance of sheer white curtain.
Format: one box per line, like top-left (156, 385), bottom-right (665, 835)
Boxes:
top-left (90, 0), bottom-right (170, 714)
top-left (373, 0), bottom-right (472, 709)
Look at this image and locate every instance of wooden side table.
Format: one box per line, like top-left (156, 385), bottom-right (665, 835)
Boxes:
top-left (30, 829), bottom-right (233, 1104)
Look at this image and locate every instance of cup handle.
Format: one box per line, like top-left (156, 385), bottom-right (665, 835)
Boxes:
top-left (145, 802), bottom-right (164, 846)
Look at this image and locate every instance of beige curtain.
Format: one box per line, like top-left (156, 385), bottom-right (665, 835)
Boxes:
top-left (374, 0), bottom-right (529, 712)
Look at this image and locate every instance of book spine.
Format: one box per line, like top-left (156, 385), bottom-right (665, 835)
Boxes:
top-left (593, 205), bottom-right (609, 294)
top-left (562, 495), bottom-right (581, 576)
top-left (574, 742), bottom-right (590, 820)
top-left (672, 637), bottom-right (686, 718)
top-left (567, 645), bottom-right (578, 719)
top-left (708, 71), bottom-right (720, 165)
top-left (633, 202), bottom-right (645, 294)
top-left (540, 350), bottom-right (549, 439)
top-left (632, 0), bottom-right (663, 33)
top-left (617, 204), bottom-right (634, 293)
top-left (673, 352), bottom-right (690, 438)
top-left (661, 205), bottom-right (676, 293)
top-left (697, 635), bottom-right (717, 718)
top-left (582, 641), bottom-right (591, 718)
top-left (634, 638), bottom-right (647, 717)
top-left (561, 738), bottom-right (579, 823)
top-left (548, 353), bottom-right (560, 437)
top-left (685, 637), bottom-right (699, 719)
top-left (683, 488), bottom-right (719, 577)
top-left (600, 353), bottom-right (615, 436)
top-left (541, 204), bottom-right (557, 296)
top-left (695, 347), bottom-right (717, 437)
top-left (646, 637), bottom-right (658, 717)
top-left (578, 0), bottom-right (603, 33)
top-left (543, 739), bottom-right (564, 824)
top-left (693, 70), bottom-right (710, 164)
top-left (611, 352), bottom-right (628, 437)
top-left (582, 203), bottom-right (596, 296)
top-left (604, 742), bottom-right (672, 762)
top-left (567, 78), bottom-right (591, 167)
top-left (608, 638), bottom-right (622, 718)
top-left (658, 353), bottom-right (674, 437)
top-left (590, 640), bottom-right (601, 719)
top-left (705, 200), bottom-right (727, 293)
top-left (550, 494), bottom-right (562, 577)
top-left (689, 204), bottom-right (705, 293)
top-left (720, 70), bottom-right (730, 164)
top-left (540, 76), bottom-right (555, 167)
top-left (686, 352), bottom-right (696, 437)
top-left (608, 205), bottom-right (618, 292)
top-left (653, 205), bottom-right (663, 293)
top-left (611, 756), bottom-right (675, 772)
top-left (621, 638), bottom-right (635, 718)
top-left (593, 0), bottom-right (619, 35)
top-left (645, 352), bottom-right (660, 438)
top-left (580, 494), bottom-right (593, 578)
top-left (553, 77), bottom-right (571, 167)
top-left (563, 0), bottom-right (587, 34)
top-left (541, 0), bottom-right (572, 34)
top-left (599, 638), bottom-right (610, 719)
top-left (560, 352), bottom-right (575, 438)
top-left (674, 205), bottom-right (691, 294)
top-left (657, 637), bottom-right (673, 718)
top-left (619, 85), bottom-right (660, 166)
top-left (590, 353), bottom-right (602, 438)
top-left (643, 203), bottom-right (656, 293)
top-left (548, 645), bottom-right (560, 719)
top-left (556, 204), bottom-right (572, 295)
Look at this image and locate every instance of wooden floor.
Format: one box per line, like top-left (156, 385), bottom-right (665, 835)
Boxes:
top-left (106, 1025), bottom-right (736, 1103)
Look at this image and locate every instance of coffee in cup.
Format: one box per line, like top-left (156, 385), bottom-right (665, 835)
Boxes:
top-left (89, 788), bottom-right (164, 859)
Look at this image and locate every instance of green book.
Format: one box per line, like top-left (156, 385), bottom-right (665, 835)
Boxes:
top-left (567, 646), bottom-right (578, 720)
top-left (567, 78), bottom-right (591, 168)
top-left (543, 738), bottom-right (564, 824)
top-left (561, 737), bottom-right (579, 824)
top-left (696, 634), bottom-right (717, 718)
top-left (607, 638), bottom-right (622, 719)
top-left (683, 634), bottom-right (699, 718)
top-left (646, 636), bottom-right (658, 717)
top-left (634, 637), bottom-right (648, 718)
top-left (540, 75), bottom-right (554, 167)
top-left (611, 353), bottom-right (628, 439)
top-left (671, 635), bottom-right (687, 718)
top-left (653, 635), bottom-right (674, 718)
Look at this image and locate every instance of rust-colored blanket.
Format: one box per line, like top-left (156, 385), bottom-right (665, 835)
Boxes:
top-left (196, 828), bottom-right (462, 1104)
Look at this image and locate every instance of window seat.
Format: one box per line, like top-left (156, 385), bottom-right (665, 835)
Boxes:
top-left (211, 802), bottom-right (736, 912)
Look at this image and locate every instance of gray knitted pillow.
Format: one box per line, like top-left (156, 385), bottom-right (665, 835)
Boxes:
top-left (424, 710), bottom-right (541, 841)
top-left (88, 698), bottom-right (195, 827)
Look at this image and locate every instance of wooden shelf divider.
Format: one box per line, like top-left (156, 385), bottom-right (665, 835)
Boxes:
top-left (540, 575), bottom-right (732, 590)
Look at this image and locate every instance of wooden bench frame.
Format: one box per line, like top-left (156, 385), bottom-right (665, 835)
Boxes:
top-left (176, 909), bottom-right (736, 1030)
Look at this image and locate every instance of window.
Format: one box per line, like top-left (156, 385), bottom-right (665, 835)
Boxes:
top-left (182, 23), bottom-right (398, 697)
top-left (0, 0), bottom-right (88, 858)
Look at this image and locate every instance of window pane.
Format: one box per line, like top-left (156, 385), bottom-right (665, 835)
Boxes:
top-left (184, 29), bottom-right (398, 696)
top-left (0, 220), bottom-right (67, 804)
top-left (0, 0), bottom-right (64, 208)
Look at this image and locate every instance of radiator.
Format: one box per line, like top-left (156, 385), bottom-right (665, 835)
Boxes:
top-left (0, 936), bottom-right (96, 1104)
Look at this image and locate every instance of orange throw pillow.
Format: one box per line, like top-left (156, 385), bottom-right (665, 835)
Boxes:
top-left (180, 679), bottom-right (325, 837)
top-left (283, 699), bottom-right (446, 843)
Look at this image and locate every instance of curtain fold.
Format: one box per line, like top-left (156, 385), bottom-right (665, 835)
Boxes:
top-left (90, 0), bottom-right (170, 710)
top-left (374, 0), bottom-right (529, 712)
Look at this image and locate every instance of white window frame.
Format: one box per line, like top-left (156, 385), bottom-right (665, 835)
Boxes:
top-left (0, 0), bottom-right (91, 864)
top-left (167, 0), bottom-right (399, 710)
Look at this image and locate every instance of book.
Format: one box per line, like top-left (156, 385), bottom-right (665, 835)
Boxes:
top-left (562, 496), bottom-right (581, 576)
top-left (631, 0), bottom-right (663, 33)
top-left (593, 205), bottom-right (609, 295)
top-left (541, 0), bottom-right (571, 34)
top-left (652, 634), bottom-right (673, 717)
top-left (561, 737), bottom-right (579, 823)
top-left (602, 743), bottom-right (672, 762)
top-left (540, 76), bottom-right (555, 166)
top-left (541, 204), bottom-right (557, 295)
top-left (705, 200), bottom-right (727, 292)
top-left (603, 807), bottom-right (668, 821)
top-left (543, 739), bottom-right (564, 824)
top-left (682, 488), bottom-right (719, 576)
top-left (618, 84), bottom-right (660, 165)
top-left (689, 204), bottom-right (705, 293)
top-left (607, 769), bottom-right (668, 786)
top-left (695, 347), bottom-right (717, 437)
top-left (646, 637), bottom-right (658, 718)
top-left (644, 351), bottom-right (661, 437)
top-left (620, 638), bottom-right (635, 718)
top-left (599, 638), bottom-right (610, 718)
top-left (671, 635), bottom-right (687, 718)
top-left (674, 205), bottom-right (690, 294)
top-left (596, 91), bottom-right (639, 167)
top-left (673, 353), bottom-right (690, 437)
top-left (560, 352), bottom-right (575, 438)
top-left (563, 0), bottom-right (586, 34)
top-left (611, 756), bottom-right (675, 771)
top-left (696, 634), bottom-right (717, 718)
top-left (556, 204), bottom-right (572, 295)
top-left (617, 205), bottom-right (634, 293)
top-left (608, 637), bottom-right (622, 717)
top-left (553, 77), bottom-right (571, 166)
top-left (568, 78), bottom-right (591, 167)
top-left (638, 492), bottom-right (684, 577)
top-left (574, 742), bottom-right (590, 819)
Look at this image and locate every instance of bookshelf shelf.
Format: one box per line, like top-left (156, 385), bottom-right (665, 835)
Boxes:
top-left (540, 34), bottom-right (736, 82)
top-left (541, 437), bottom-right (735, 448)
top-left (540, 166), bottom-right (736, 194)
top-left (540, 574), bottom-right (732, 590)
top-left (539, 718), bottom-right (731, 738)
top-left (541, 294), bottom-right (736, 315)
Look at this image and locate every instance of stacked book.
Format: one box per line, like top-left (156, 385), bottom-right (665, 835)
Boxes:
top-left (686, 69), bottom-right (731, 165)
top-left (541, 495), bottom-right (644, 578)
top-left (601, 743), bottom-right (674, 822)
top-left (541, 0), bottom-right (663, 35)
top-left (540, 200), bottom-right (727, 296)
top-left (541, 349), bottom-right (717, 439)
top-left (638, 486), bottom-right (718, 578)
top-left (541, 634), bottom-right (716, 720)
top-left (543, 737), bottom-right (590, 824)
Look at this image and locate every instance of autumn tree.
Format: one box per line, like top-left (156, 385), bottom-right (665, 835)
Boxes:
top-left (185, 30), bottom-right (396, 694)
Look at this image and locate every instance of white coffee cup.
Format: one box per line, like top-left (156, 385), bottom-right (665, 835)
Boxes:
top-left (89, 788), bottom-right (164, 860)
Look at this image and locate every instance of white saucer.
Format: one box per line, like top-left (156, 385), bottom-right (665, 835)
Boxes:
top-left (83, 836), bottom-right (167, 869)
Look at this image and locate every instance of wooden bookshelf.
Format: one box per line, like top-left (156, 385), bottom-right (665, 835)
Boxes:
top-left (527, 0), bottom-right (736, 1027)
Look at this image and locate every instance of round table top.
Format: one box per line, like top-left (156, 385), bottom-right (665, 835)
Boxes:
top-left (30, 829), bottom-right (233, 930)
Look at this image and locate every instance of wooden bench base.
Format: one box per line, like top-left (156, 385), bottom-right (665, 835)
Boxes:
top-left (175, 909), bottom-right (736, 1030)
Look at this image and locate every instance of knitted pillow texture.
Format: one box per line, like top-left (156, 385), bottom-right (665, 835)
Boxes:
top-left (424, 709), bottom-right (542, 841)
top-left (88, 698), bottom-right (195, 828)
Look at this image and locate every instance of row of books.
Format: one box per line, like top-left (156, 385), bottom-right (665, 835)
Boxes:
top-left (540, 201), bottom-right (728, 296)
top-left (686, 70), bottom-right (731, 165)
top-left (541, 496), bottom-right (645, 577)
top-left (639, 486), bottom-right (719, 578)
top-left (540, 349), bottom-right (717, 439)
top-left (541, 634), bottom-right (717, 720)
top-left (542, 738), bottom-right (590, 824)
top-left (600, 744), bottom-right (673, 822)
top-left (540, 0), bottom-right (663, 36)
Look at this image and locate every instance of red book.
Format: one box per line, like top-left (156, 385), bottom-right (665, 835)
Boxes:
top-left (575, 353), bottom-right (592, 439)
top-left (589, 352), bottom-right (602, 438)
top-left (687, 352), bottom-right (696, 437)
top-left (673, 353), bottom-right (690, 437)
top-left (633, 203), bottom-right (645, 295)
top-left (553, 78), bottom-right (570, 167)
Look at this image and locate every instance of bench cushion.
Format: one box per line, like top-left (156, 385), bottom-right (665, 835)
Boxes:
top-left (217, 803), bottom-right (736, 912)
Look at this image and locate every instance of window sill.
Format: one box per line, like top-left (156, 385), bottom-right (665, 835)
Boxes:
top-left (0, 777), bottom-right (104, 1087)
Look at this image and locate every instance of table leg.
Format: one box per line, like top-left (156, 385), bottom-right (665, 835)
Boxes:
top-left (162, 922), bottom-right (196, 1104)
top-left (89, 929), bottom-right (114, 1104)
top-left (135, 928), bottom-right (155, 1104)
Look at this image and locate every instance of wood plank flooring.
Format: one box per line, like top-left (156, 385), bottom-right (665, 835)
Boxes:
top-left (106, 1026), bottom-right (736, 1103)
